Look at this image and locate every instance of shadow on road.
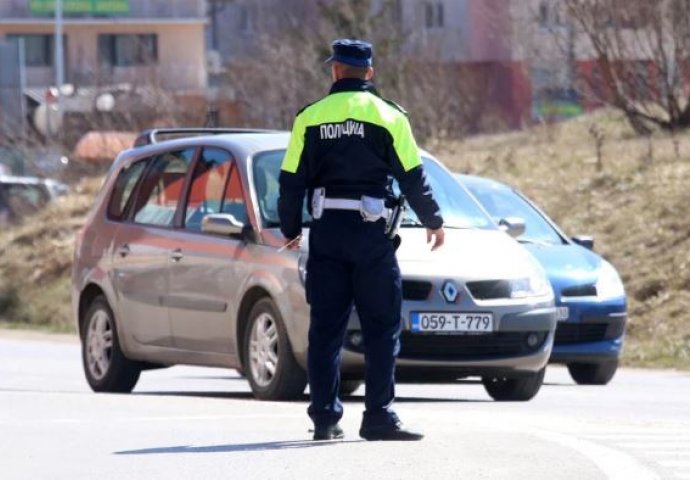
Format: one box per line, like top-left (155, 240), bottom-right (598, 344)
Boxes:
top-left (134, 390), bottom-right (489, 403)
top-left (115, 439), bottom-right (360, 455)
top-left (134, 391), bottom-right (255, 400)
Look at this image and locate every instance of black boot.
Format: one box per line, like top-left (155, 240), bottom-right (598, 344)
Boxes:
top-left (359, 420), bottom-right (423, 441)
top-left (313, 423), bottom-right (345, 441)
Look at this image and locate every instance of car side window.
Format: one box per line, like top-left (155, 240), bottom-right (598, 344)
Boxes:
top-left (252, 150), bottom-right (310, 227)
top-left (131, 149), bottom-right (195, 227)
top-left (107, 159), bottom-right (149, 221)
top-left (183, 148), bottom-right (248, 232)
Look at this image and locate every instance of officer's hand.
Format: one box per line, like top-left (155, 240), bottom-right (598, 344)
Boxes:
top-left (427, 228), bottom-right (445, 251)
top-left (280, 235), bottom-right (302, 252)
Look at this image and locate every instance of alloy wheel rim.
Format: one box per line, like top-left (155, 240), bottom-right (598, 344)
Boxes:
top-left (249, 312), bottom-right (279, 388)
top-left (86, 309), bottom-right (114, 381)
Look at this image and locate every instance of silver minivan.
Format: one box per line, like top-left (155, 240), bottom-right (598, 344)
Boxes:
top-left (73, 129), bottom-right (557, 402)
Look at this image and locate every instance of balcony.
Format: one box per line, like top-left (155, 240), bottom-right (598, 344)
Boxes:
top-left (0, 0), bottom-right (206, 21)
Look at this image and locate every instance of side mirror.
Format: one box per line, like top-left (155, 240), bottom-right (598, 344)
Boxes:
top-left (202, 213), bottom-right (247, 237)
top-left (498, 217), bottom-right (526, 238)
top-left (572, 235), bottom-right (594, 250)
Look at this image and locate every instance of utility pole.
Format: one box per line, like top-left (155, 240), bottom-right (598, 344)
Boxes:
top-left (18, 38), bottom-right (27, 138)
top-left (54, 0), bottom-right (65, 139)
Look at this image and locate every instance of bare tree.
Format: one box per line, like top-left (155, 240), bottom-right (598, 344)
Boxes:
top-left (562, 0), bottom-right (690, 134)
top-left (225, 0), bottom-right (498, 141)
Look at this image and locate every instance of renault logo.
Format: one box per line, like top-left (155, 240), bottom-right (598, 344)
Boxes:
top-left (441, 280), bottom-right (459, 303)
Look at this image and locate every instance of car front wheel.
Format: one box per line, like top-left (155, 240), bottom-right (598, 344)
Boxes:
top-left (81, 295), bottom-right (141, 393)
top-left (482, 368), bottom-right (546, 401)
top-left (243, 298), bottom-right (307, 400)
top-left (568, 360), bottom-right (618, 385)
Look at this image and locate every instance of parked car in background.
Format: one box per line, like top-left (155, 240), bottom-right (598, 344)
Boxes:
top-left (73, 128), bottom-right (557, 403)
top-left (0, 175), bottom-right (69, 225)
top-left (458, 174), bottom-right (627, 385)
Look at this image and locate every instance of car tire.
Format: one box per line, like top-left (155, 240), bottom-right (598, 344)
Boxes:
top-left (339, 380), bottom-right (362, 396)
top-left (482, 368), bottom-right (546, 401)
top-left (243, 298), bottom-right (307, 400)
top-left (568, 360), bottom-right (618, 385)
top-left (81, 295), bottom-right (141, 393)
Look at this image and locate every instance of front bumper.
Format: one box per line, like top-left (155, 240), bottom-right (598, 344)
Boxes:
top-left (341, 306), bottom-right (557, 378)
top-left (550, 311), bottom-right (627, 363)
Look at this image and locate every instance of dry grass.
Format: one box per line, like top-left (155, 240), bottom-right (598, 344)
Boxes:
top-left (1, 110), bottom-right (688, 369)
top-left (0, 177), bottom-right (102, 331)
top-left (434, 109), bottom-right (690, 369)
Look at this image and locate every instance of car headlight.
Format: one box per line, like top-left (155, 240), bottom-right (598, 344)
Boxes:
top-left (298, 253), bottom-right (308, 286)
top-left (510, 259), bottom-right (553, 299)
top-left (596, 261), bottom-right (625, 299)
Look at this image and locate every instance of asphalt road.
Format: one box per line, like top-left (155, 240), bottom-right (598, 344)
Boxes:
top-left (1, 332), bottom-right (689, 480)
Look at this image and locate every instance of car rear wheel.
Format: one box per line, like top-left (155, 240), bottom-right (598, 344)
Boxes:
top-left (482, 368), bottom-right (545, 401)
top-left (568, 360), bottom-right (618, 385)
top-left (81, 295), bottom-right (141, 393)
top-left (243, 298), bottom-right (307, 400)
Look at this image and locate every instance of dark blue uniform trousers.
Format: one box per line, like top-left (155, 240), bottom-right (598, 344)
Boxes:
top-left (306, 210), bottom-right (402, 429)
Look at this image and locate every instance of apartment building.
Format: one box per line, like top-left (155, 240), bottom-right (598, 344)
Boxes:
top-left (207, 0), bottom-right (534, 128)
top-left (210, 0), bottom-right (664, 129)
top-left (0, 0), bottom-right (207, 92)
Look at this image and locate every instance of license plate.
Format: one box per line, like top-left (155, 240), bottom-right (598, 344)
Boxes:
top-left (410, 312), bottom-right (494, 333)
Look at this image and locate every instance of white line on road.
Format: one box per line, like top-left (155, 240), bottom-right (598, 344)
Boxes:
top-left (531, 430), bottom-right (661, 480)
top-left (658, 460), bottom-right (690, 469)
top-left (585, 434), bottom-right (690, 441)
top-left (636, 451), bottom-right (690, 456)
top-left (615, 442), bottom-right (690, 450)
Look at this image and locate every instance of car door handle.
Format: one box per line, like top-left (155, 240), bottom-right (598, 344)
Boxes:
top-left (170, 249), bottom-right (184, 262)
top-left (116, 244), bottom-right (130, 258)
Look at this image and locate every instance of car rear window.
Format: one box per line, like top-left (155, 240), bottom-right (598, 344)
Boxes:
top-left (107, 159), bottom-right (148, 221)
top-left (130, 149), bottom-right (195, 227)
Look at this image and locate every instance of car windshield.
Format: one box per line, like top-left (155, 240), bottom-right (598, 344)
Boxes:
top-left (462, 178), bottom-right (565, 245)
top-left (252, 150), bottom-right (494, 230)
top-left (392, 158), bottom-right (494, 229)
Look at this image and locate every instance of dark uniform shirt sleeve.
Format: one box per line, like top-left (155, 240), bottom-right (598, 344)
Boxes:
top-left (387, 113), bottom-right (444, 230)
top-left (278, 113), bottom-right (308, 240)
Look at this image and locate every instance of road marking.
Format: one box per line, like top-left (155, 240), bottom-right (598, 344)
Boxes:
top-left (615, 442), bottom-right (690, 450)
top-left (530, 429), bottom-right (660, 480)
top-left (585, 434), bottom-right (690, 441)
top-left (638, 450), bottom-right (690, 456)
top-left (580, 428), bottom-right (690, 480)
top-left (658, 460), bottom-right (690, 469)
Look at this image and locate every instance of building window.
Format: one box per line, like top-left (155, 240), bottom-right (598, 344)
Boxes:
top-left (538, 1), bottom-right (564, 28)
top-left (239, 5), bottom-right (253, 34)
top-left (98, 34), bottom-right (158, 67)
top-left (425, 2), bottom-right (444, 29)
top-left (6, 34), bottom-right (54, 67)
top-left (539, 1), bottom-right (549, 27)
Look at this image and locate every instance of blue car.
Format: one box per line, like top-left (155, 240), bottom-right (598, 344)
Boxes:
top-left (457, 174), bottom-right (627, 385)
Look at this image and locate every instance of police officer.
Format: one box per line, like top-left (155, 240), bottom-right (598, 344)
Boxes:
top-left (278, 39), bottom-right (444, 441)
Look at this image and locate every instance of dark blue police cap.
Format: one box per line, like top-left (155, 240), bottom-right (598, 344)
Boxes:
top-left (325, 39), bottom-right (373, 67)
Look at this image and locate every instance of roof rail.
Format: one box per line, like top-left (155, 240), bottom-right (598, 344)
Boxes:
top-left (133, 128), bottom-right (278, 147)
